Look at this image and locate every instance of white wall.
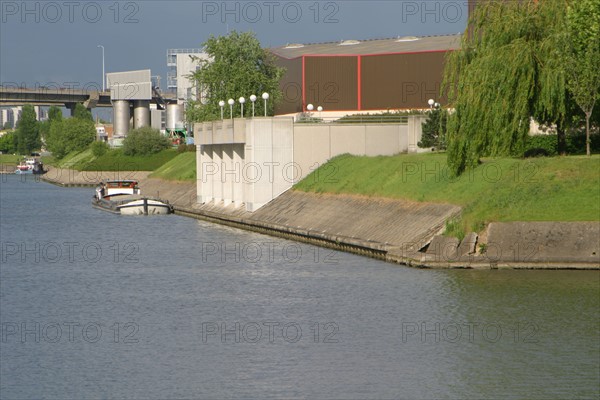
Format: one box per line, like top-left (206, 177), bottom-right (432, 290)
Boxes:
top-left (195, 116), bottom-right (424, 211)
top-left (195, 117), bottom-right (294, 212)
top-left (176, 53), bottom-right (209, 102)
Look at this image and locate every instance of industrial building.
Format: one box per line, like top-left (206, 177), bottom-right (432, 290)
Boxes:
top-left (166, 48), bottom-right (209, 102)
top-left (269, 34), bottom-right (461, 115)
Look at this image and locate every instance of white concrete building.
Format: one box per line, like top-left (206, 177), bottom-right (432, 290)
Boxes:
top-left (166, 48), bottom-right (210, 103)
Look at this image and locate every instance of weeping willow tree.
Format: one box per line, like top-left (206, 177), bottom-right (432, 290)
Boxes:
top-left (443, 0), bottom-right (572, 175)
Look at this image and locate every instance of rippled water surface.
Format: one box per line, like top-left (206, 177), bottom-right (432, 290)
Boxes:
top-left (1, 175), bottom-right (599, 399)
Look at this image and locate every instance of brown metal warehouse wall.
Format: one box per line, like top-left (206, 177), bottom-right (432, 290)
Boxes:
top-left (273, 56), bottom-right (303, 115)
top-left (360, 52), bottom-right (449, 110)
top-left (304, 56), bottom-right (358, 111)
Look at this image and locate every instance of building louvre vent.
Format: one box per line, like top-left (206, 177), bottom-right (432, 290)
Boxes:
top-left (396, 36), bottom-right (419, 42)
top-left (339, 40), bottom-right (360, 46)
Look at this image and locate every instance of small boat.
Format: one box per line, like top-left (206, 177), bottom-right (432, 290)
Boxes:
top-left (15, 157), bottom-right (45, 174)
top-left (91, 180), bottom-right (173, 215)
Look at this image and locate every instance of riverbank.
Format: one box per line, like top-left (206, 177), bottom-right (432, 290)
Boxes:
top-left (38, 167), bottom-right (599, 269)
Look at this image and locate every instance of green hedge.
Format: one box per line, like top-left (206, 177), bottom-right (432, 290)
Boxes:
top-left (522, 133), bottom-right (600, 156)
top-left (123, 127), bottom-right (171, 156)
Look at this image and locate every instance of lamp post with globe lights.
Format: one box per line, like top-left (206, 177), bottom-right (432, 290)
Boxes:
top-left (219, 100), bottom-right (225, 120)
top-left (250, 95), bottom-right (257, 117)
top-left (262, 92), bottom-right (269, 117)
top-left (239, 97), bottom-right (246, 117)
top-left (306, 104), bottom-right (314, 119)
top-left (228, 99), bottom-right (234, 120)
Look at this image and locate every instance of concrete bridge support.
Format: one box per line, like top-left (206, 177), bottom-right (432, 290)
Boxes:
top-left (113, 100), bottom-right (130, 137)
top-left (65, 103), bottom-right (76, 116)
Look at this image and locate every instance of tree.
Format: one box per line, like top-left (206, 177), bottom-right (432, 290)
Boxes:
top-left (0, 131), bottom-right (15, 154)
top-left (39, 105), bottom-right (63, 146)
top-left (46, 118), bottom-right (95, 159)
top-left (48, 105), bottom-right (63, 121)
top-left (562, 0), bottom-right (600, 156)
top-left (46, 120), bottom-right (65, 158)
top-left (418, 107), bottom-right (448, 149)
top-left (122, 126), bottom-right (171, 156)
top-left (187, 30), bottom-right (285, 122)
top-left (443, 0), bottom-right (577, 175)
top-left (73, 103), bottom-right (93, 121)
top-left (14, 104), bottom-right (40, 154)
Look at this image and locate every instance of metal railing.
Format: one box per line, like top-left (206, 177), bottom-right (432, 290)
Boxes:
top-left (295, 114), bottom-right (413, 124)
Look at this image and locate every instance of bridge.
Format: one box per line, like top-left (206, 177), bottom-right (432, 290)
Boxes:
top-left (2, 70), bottom-right (183, 136)
top-left (0, 86), bottom-right (177, 113)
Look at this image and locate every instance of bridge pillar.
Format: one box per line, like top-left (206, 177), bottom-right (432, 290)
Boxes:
top-left (133, 100), bottom-right (150, 129)
top-left (65, 103), bottom-right (76, 116)
top-left (113, 100), bottom-right (131, 137)
top-left (83, 91), bottom-right (99, 109)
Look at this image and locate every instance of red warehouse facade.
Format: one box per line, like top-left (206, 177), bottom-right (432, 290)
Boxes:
top-left (269, 34), bottom-right (461, 115)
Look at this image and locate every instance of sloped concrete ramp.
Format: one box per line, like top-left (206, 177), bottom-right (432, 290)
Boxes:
top-left (250, 191), bottom-right (460, 252)
top-left (179, 190), bottom-right (461, 261)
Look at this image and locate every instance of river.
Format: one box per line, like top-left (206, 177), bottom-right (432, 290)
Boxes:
top-left (1, 174), bottom-right (598, 399)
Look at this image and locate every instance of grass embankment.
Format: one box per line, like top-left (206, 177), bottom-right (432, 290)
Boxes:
top-left (46, 148), bottom-right (178, 171)
top-left (0, 154), bottom-right (21, 164)
top-left (294, 153), bottom-right (600, 235)
top-left (149, 152), bottom-right (196, 181)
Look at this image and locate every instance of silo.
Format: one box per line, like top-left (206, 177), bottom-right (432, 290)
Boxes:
top-left (113, 100), bottom-right (130, 137)
top-left (133, 100), bottom-right (151, 129)
top-left (166, 103), bottom-right (184, 131)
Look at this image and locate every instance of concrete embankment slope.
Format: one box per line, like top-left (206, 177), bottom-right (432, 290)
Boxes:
top-left (40, 168), bottom-right (599, 269)
top-left (177, 191), bottom-right (461, 262)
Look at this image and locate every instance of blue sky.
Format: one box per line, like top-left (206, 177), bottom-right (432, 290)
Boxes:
top-left (1, 1), bottom-right (468, 90)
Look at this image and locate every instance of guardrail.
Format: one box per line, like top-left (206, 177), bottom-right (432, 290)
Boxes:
top-left (295, 115), bottom-right (414, 124)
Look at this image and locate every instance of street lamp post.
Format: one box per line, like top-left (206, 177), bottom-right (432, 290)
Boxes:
top-left (306, 103), bottom-right (314, 119)
top-left (262, 92), bottom-right (269, 117)
top-left (97, 45), bottom-right (105, 91)
top-left (317, 105), bottom-right (323, 119)
top-left (239, 97), bottom-right (245, 118)
top-left (219, 100), bottom-right (225, 120)
top-left (250, 94), bottom-right (257, 117)
top-left (228, 98), bottom-right (234, 120)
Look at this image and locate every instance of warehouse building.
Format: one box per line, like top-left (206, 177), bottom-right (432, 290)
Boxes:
top-left (269, 34), bottom-right (461, 115)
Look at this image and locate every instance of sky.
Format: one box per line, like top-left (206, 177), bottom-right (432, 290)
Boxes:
top-left (1, 1), bottom-right (469, 90)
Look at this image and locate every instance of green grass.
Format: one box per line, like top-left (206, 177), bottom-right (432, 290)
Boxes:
top-left (0, 154), bottom-right (21, 164)
top-left (50, 148), bottom-right (178, 171)
top-left (294, 153), bottom-right (600, 233)
top-left (149, 152), bottom-right (196, 181)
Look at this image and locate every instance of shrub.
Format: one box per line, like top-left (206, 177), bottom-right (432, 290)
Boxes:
top-left (566, 133), bottom-right (600, 154)
top-left (524, 148), bottom-right (550, 158)
top-left (522, 135), bottom-right (558, 156)
top-left (46, 118), bottom-right (95, 159)
top-left (419, 108), bottom-right (448, 149)
top-left (90, 141), bottom-right (109, 157)
top-left (177, 143), bottom-right (187, 153)
top-left (522, 133), bottom-right (600, 156)
top-left (186, 144), bottom-right (196, 152)
top-left (122, 127), bottom-right (171, 156)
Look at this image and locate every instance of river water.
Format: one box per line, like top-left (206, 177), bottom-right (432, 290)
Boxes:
top-left (1, 174), bottom-right (598, 399)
